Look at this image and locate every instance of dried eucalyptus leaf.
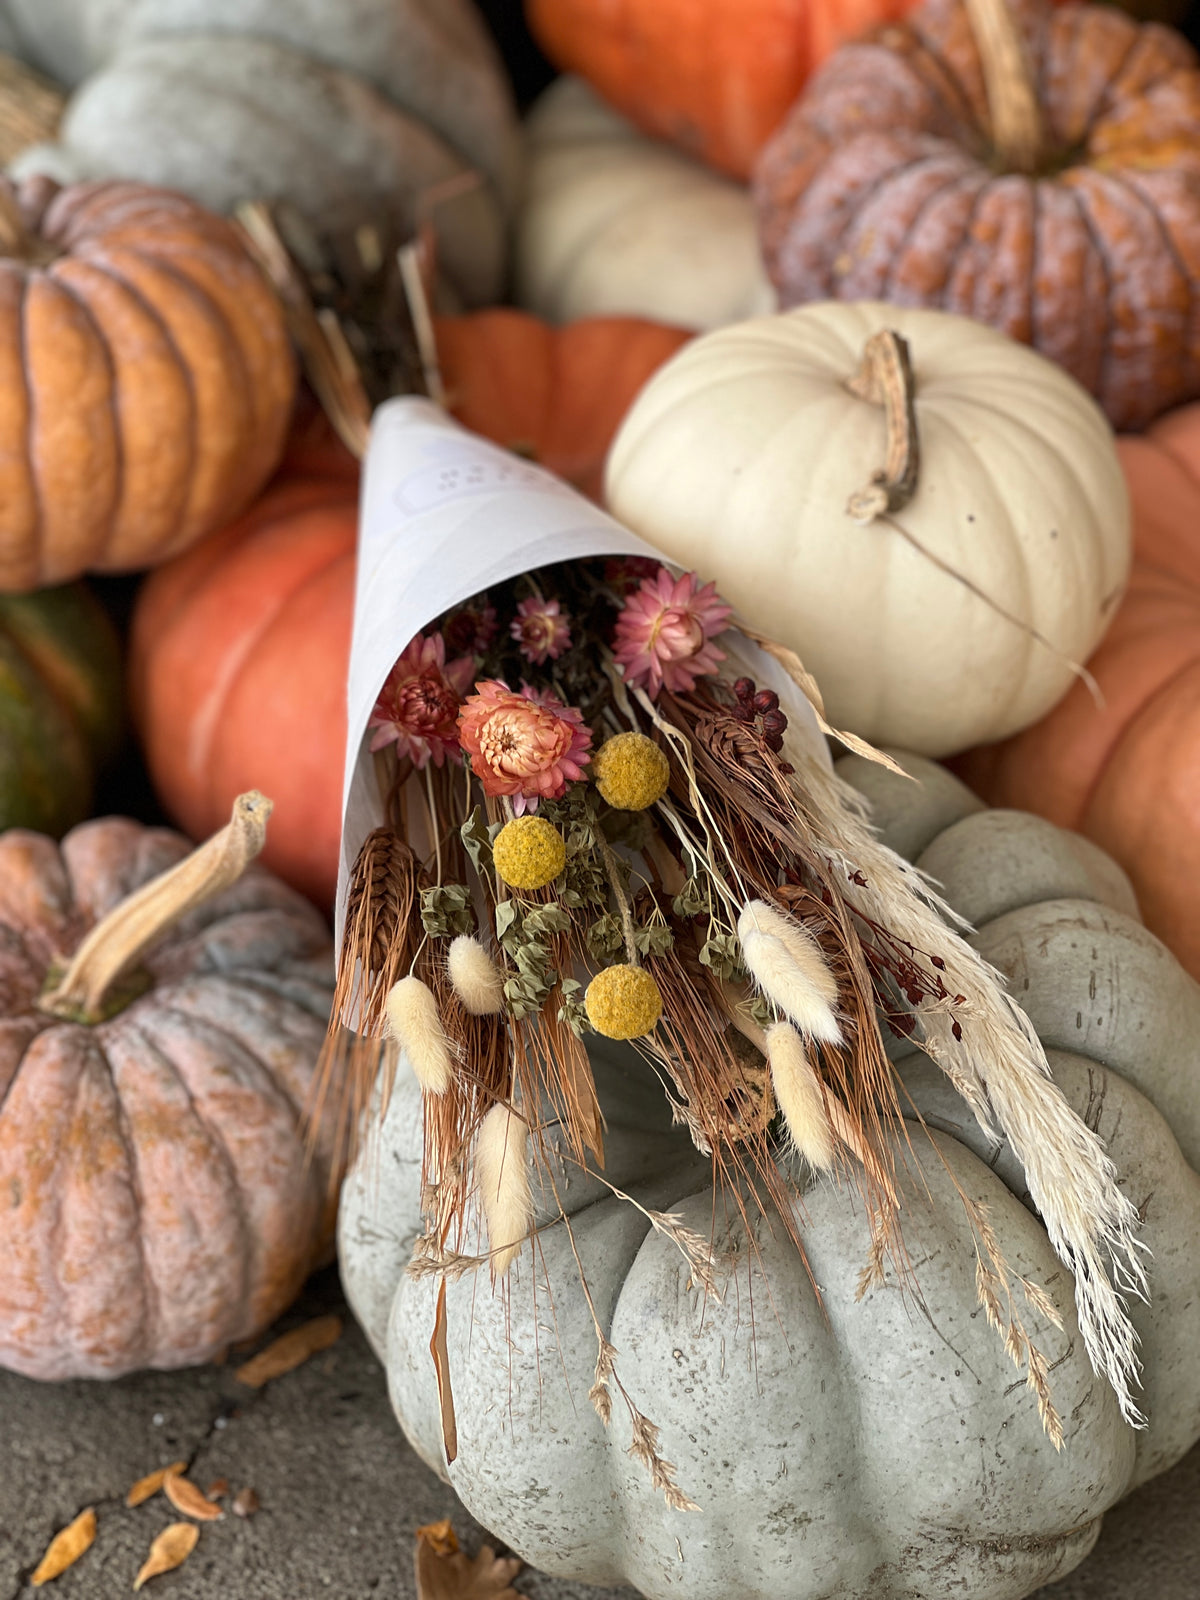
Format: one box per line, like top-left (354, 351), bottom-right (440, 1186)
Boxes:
top-left (461, 809), bottom-right (493, 875)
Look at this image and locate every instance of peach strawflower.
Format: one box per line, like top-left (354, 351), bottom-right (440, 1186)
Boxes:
top-left (512, 596), bottom-right (572, 665)
top-left (613, 567), bottom-right (733, 697)
top-left (369, 632), bottom-right (475, 769)
top-left (458, 681), bottom-right (592, 814)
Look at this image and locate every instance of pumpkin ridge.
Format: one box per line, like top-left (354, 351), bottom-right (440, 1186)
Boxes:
top-left (904, 19), bottom-right (987, 139)
top-left (81, 247), bottom-right (199, 550)
top-left (149, 994), bottom-right (309, 1133)
top-left (1074, 647), bottom-right (1200, 822)
top-left (15, 275), bottom-right (41, 588)
top-left (116, 1016), bottom-right (254, 1352)
top-left (882, 161), bottom-right (973, 297)
top-left (103, 1034), bottom-right (160, 1365)
top-left (117, 242), bottom-right (259, 542)
top-left (102, 243), bottom-right (250, 550)
top-left (45, 267), bottom-right (126, 571)
top-left (1101, 168), bottom-right (1195, 361)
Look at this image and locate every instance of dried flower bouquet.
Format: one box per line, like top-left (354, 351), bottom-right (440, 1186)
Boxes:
top-left (321, 545), bottom-right (1148, 1493)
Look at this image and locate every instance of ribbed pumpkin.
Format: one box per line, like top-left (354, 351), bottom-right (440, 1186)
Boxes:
top-left (131, 309), bottom-right (688, 909)
top-left (754, 0), bottom-right (1200, 431)
top-left (0, 793), bottom-right (336, 1380)
top-left (0, 176), bottom-right (295, 590)
top-left (956, 404), bottom-right (1200, 980)
top-left (0, 583), bottom-right (121, 835)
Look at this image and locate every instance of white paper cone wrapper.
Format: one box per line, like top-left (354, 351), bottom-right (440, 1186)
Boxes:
top-left (337, 396), bottom-right (828, 942)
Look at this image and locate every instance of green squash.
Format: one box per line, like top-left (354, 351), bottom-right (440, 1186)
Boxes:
top-left (0, 583), bottom-right (121, 834)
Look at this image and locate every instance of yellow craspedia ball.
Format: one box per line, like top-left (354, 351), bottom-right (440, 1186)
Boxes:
top-left (584, 964), bottom-right (663, 1040)
top-left (592, 732), bottom-right (670, 811)
top-left (492, 815), bottom-right (567, 891)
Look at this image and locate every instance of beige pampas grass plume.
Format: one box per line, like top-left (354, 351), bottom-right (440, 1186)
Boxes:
top-left (475, 1103), bottom-right (533, 1276)
top-left (738, 900), bottom-right (842, 1045)
top-left (384, 976), bottom-right (454, 1095)
top-left (766, 1023), bottom-right (835, 1172)
top-left (447, 934), bottom-right (506, 1015)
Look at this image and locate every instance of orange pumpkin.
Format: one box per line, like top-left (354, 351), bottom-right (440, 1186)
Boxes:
top-left (132, 309), bottom-right (689, 908)
top-left (0, 176), bottom-right (295, 590)
top-left (955, 404), bottom-right (1200, 978)
top-left (524, 0), bottom-right (912, 181)
top-left (0, 796), bottom-right (335, 1380)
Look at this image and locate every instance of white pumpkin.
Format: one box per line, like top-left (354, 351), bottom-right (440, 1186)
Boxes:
top-left (516, 76), bottom-right (776, 332)
top-left (605, 302), bottom-right (1131, 758)
top-left (340, 753), bottom-right (1200, 1600)
top-left (1, 0), bottom-right (520, 306)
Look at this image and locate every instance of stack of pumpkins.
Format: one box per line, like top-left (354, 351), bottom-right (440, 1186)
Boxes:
top-left (1, 2), bottom-right (1199, 1598)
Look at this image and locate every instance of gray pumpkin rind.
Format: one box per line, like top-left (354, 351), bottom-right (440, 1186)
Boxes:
top-left (339, 750), bottom-right (1200, 1600)
top-left (1, 0), bottom-right (519, 306)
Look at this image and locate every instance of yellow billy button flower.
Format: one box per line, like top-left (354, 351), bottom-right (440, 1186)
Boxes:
top-left (585, 963), bottom-right (663, 1040)
top-left (592, 732), bottom-right (670, 811)
top-left (492, 815), bottom-right (567, 891)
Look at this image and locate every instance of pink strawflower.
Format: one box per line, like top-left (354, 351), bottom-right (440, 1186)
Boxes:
top-left (442, 602), bottom-right (498, 658)
top-left (369, 632), bottom-right (475, 768)
top-left (458, 681), bottom-right (591, 814)
top-left (613, 568), bottom-right (733, 697)
top-left (512, 596), bottom-right (572, 665)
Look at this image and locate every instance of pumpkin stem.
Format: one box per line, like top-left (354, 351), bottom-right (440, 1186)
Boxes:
top-left (963, 0), bottom-right (1044, 174)
top-left (0, 52), bottom-right (66, 169)
top-left (38, 791), bottom-right (273, 1025)
top-left (845, 330), bottom-right (921, 523)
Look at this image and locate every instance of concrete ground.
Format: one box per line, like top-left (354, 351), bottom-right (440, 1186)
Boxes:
top-left (1, 1268), bottom-right (1196, 1600)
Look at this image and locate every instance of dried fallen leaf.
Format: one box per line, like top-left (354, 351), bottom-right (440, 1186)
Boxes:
top-left (31, 1509), bottom-right (97, 1586)
top-left (125, 1463), bottom-right (188, 1509)
top-left (204, 1479), bottom-right (229, 1501)
top-left (231, 1487), bottom-right (260, 1519)
top-left (133, 1523), bottom-right (199, 1591)
top-left (414, 1521), bottom-right (522, 1600)
top-left (233, 1314), bottom-right (342, 1387)
top-left (163, 1472), bottom-right (223, 1522)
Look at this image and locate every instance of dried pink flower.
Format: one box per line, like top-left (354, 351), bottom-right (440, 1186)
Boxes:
top-left (512, 596), bottom-right (572, 665)
top-left (613, 568), bottom-right (733, 697)
top-left (458, 681), bottom-right (591, 813)
top-left (369, 632), bottom-right (475, 769)
top-left (442, 602), bottom-right (498, 658)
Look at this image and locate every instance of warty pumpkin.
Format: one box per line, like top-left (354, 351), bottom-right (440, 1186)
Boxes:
top-left (3, 0), bottom-right (520, 308)
top-left (132, 308), bottom-right (687, 909)
top-left (0, 176), bottom-right (295, 591)
top-left (754, 0), bottom-right (1200, 431)
top-left (605, 300), bottom-right (1130, 758)
top-left (340, 752), bottom-right (1200, 1599)
top-left (516, 77), bottom-right (777, 333)
top-left (0, 582), bottom-right (121, 836)
top-left (0, 793), bottom-right (337, 1381)
top-left (956, 403), bottom-right (1200, 981)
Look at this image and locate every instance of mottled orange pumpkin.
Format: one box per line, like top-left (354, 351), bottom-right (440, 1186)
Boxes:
top-left (131, 310), bottom-right (688, 909)
top-left (956, 405), bottom-right (1200, 977)
top-left (0, 802), bottom-right (335, 1380)
top-left (755, 0), bottom-right (1200, 430)
top-left (0, 176), bottom-right (296, 590)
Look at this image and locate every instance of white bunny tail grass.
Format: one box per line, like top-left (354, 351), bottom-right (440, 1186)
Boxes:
top-left (447, 934), bottom-right (506, 1016)
top-left (738, 900), bottom-right (842, 1045)
top-left (794, 756), bottom-right (1148, 1424)
top-left (385, 976), bottom-right (454, 1096)
top-left (766, 1023), bottom-right (835, 1173)
top-left (475, 1102), bottom-right (533, 1276)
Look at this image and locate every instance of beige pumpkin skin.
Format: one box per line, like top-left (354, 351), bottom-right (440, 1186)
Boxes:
top-left (516, 77), bottom-right (776, 332)
top-left (605, 302), bottom-right (1130, 758)
top-left (0, 816), bottom-right (335, 1381)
